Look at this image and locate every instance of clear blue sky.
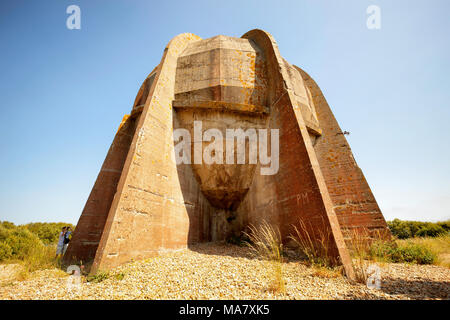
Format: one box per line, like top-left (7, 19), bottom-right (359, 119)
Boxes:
top-left (0, 0), bottom-right (449, 225)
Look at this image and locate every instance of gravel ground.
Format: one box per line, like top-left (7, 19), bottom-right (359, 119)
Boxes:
top-left (0, 264), bottom-right (22, 284)
top-left (0, 243), bottom-right (449, 300)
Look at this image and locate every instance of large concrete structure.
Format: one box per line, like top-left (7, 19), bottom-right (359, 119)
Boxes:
top-left (63, 30), bottom-right (389, 279)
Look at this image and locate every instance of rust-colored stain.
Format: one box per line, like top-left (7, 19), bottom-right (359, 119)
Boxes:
top-left (116, 114), bottom-right (130, 134)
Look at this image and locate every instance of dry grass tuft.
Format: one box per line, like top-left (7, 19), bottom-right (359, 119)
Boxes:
top-left (311, 266), bottom-right (342, 279)
top-left (8, 244), bottom-right (59, 281)
top-left (346, 228), bottom-right (374, 284)
top-left (244, 221), bottom-right (285, 294)
top-left (289, 219), bottom-right (334, 268)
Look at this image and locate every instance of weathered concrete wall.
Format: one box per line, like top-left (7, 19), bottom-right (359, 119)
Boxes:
top-left (236, 30), bottom-right (354, 278)
top-left (89, 33), bottom-right (217, 272)
top-left (65, 29), bottom-right (389, 279)
top-left (173, 35), bottom-right (270, 241)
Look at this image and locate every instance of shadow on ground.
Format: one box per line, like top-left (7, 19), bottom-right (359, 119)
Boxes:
top-left (188, 241), bottom-right (307, 263)
top-left (379, 276), bottom-right (449, 300)
top-left (343, 276), bottom-right (449, 300)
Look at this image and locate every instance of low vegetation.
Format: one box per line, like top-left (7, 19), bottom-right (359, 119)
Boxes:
top-left (244, 222), bottom-right (285, 293)
top-left (23, 222), bottom-right (75, 245)
top-left (348, 229), bottom-right (450, 284)
top-left (289, 219), bottom-right (335, 268)
top-left (347, 225), bottom-right (450, 284)
top-left (346, 228), bottom-right (375, 284)
top-left (87, 270), bottom-right (110, 283)
top-left (384, 219), bottom-right (449, 267)
top-left (243, 219), bottom-right (449, 287)
top-left (370, 239), bottom-right (437, 265)
top-left (394, 234), bottom-right (450, 267)
top-left (387, 219), bottom-right (449, 239)
top-left (0, 221), bottom-right (75, 280)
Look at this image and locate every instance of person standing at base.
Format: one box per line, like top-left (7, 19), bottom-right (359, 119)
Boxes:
top-left (56, 227), bottom-right (66, 258)
top-left (63, 227), bottom-right (72, 254)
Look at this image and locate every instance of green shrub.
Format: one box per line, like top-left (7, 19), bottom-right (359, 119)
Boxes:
top-left (0, 221), bottom-right (75, 264)
top-left (0, 221), bottom-right (80, 277)
top-left (87, 271), bottom-right (110, 283)
top-left (416, 224), bottom-right (446, 237)
top-left (0, 241), bottom-right (13, 261)
top-left (370, 241), bottom-right (437, 264)
top-left (0, 224), bottom-right (12, 242)
top-left (1, 221), bottom-right (75, 248)
top-left (24, 222), bottom-right (75, 245)
top-left (22, 243), bottom-right (57, 272)
top-left (387, 219), bottom-right (448, 239)
top-left (387, 219), bottom-right (412, 239)
top-left (115, 272), bottom-right (125, 281)
top-left (437, 221), bottom-right (450, 232)
top-left (394, 243), bottom-right (436, 264)
top-left (0, 221), bottom-right (16, 230)
top-left (4, 228), bottom-right (43, 260)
